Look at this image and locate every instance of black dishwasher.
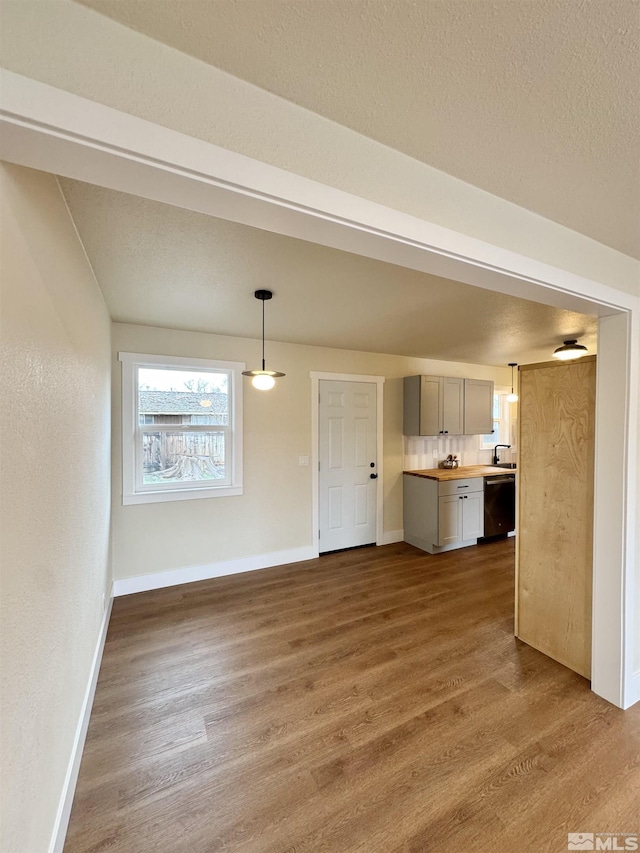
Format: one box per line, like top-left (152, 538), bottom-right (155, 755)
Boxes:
top-left (483, 473), bottom-right (516, 537)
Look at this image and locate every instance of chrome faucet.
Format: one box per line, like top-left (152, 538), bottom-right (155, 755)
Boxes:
top-left (493, 444), bottom-right (511, 465)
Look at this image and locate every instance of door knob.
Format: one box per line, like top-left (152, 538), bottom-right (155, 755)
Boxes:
top-left (370, 473), bottom-right (378, 479)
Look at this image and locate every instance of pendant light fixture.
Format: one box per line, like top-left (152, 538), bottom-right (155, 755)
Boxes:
top-left (242, 289), bottom-right (285, 391)
top-left (506, 363), bottom-right (518, 403)
top-left (552, 339), bottom-right (588, 361)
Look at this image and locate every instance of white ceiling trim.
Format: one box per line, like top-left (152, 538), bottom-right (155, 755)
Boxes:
top-left (0, 70), bottom-right (633, 320)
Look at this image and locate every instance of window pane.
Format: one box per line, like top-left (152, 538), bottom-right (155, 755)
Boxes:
top-left (142, 431), bottom-right (227, 484)
top-left (189, 414), bottom-right (221, 425)
top-left (138, 367), bottom-right (229, 426)
top-left (482, 420), bottom-right (500, 445)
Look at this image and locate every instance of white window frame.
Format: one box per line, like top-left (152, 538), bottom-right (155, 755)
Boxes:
top-left (119, 352), bottom-right (244, 505)
top-left (479, 387), bottom-right (511, 450)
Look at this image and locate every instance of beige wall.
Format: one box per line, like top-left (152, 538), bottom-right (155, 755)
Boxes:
top-left (112, 323), bottom-right (509, 581)
top-left (0, 163), bottom-right (112, 852)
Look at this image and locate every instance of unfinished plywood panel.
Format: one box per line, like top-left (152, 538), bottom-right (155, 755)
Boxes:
top-left (516, 356), bottom-right (596, 679)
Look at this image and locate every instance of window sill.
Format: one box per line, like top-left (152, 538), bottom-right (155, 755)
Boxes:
top-left (123, 485), bottom-right (243, 505)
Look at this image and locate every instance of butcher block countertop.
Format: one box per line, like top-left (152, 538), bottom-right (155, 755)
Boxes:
top-left (403, 465), bottom-right (507, 481)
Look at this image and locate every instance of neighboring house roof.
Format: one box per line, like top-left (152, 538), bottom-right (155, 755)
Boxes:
top-left (139, 391), bottom-right (228, 414)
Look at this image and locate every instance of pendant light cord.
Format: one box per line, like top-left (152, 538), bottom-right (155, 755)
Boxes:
top-left (262, 297), bottom-right (266, 371)
top-left (242, 289), bottom-right (284, 384)
top-left (506, 362), bottom-right (518, 402)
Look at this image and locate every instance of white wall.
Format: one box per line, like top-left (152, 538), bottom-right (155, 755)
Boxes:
top-left (0, 163), bottom-right (112, 853)
top-left (111, 323), bottom-right (509, 582)
top-left (636, 401), bottom-right (640, 681)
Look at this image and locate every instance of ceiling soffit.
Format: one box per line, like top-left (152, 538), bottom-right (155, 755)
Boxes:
top-left (75, 0), bottom-right (640, 259)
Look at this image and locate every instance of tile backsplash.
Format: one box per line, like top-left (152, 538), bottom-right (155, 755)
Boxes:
top-left (403, 434), bottom-right (515, 471)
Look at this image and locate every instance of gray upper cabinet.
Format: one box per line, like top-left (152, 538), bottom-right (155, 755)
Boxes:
top-left (403, 375), bottom-right (464, 436)
top-left (404, 375), bottom-right (493, 436)
top-left (463, 378), bottom-right (494, 435)
top-left (441, 376), bottom-right (464, 434)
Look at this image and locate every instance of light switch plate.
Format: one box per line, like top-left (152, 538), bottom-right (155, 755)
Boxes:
top-left (299, 456), bottom-right (310, 466)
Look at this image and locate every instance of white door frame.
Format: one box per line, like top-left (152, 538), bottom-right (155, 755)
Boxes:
top-left (311, 372), bottom-right (385, 558)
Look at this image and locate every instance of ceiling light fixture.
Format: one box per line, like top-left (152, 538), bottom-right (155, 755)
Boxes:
top-left (552, 339), bottom-right (589, 361)
top-left (242, 289), bottom-right (285, 391)
top-left (506, 363), bottom-right (518, 403)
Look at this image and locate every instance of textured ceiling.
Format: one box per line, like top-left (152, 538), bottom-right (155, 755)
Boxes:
top-left (59, 179), bottom-right (597, 366)
top-left (76, 0), bottom-right (640, 259)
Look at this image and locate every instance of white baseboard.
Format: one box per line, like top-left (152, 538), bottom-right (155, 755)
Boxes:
top-left (624, 669), bottom-right (640, 709)
top-left (49, 595), bottom-right (113, 853)
top-left (112, 546), bottom-right (316, 596)
top-left (380, 529), bottom-right (405, 545)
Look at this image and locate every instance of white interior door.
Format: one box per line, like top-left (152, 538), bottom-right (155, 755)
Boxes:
top-left (319, 380), bottom-right (377, 553)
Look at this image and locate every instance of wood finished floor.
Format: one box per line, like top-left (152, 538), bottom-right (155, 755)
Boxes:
top-left (65, 540), bottom-right (640, 853)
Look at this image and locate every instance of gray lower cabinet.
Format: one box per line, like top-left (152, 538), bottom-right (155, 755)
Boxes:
top-left (404, 475), bottom-right (484, 554)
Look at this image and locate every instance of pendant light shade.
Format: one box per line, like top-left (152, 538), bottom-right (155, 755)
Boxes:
top-left (552, 339), bottom-right (588, 361)
top-left (251, 373), bottom-right (276, 391)
top-left (506, 362), bottom-right (518, 403)
top-left (242, 290), bottom-right (285, 390)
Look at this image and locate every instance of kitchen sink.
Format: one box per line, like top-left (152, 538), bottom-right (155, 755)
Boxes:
top-left (493, 462), bottom-right (517, 469)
